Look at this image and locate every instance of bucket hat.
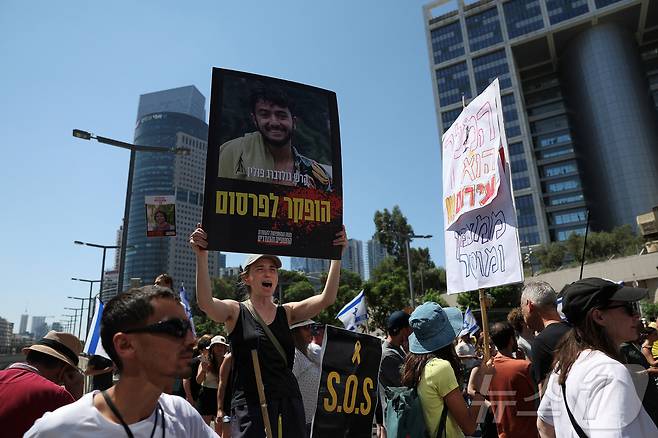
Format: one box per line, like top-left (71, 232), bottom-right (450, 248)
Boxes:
top-left (408, 302), bottom-right (463, 354)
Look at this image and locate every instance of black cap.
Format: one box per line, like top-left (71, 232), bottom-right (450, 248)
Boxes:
top-left (387, 311), bottom-right (410, 333)
top-left (561, 278), bottom-right (647, 324)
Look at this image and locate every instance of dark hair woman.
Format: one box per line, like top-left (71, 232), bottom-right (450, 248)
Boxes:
top-left (537, 278), bottom-right (658, 437)
top-left (399, 302), bottom-right (493, 437)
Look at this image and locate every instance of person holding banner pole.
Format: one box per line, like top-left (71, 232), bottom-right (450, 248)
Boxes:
top-left (190, 224), bottom-right (347, 438)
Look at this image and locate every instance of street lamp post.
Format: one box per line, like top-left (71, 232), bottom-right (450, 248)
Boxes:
top-left (404, 233), bottom-right (433, 309)
top-left (63, 308), bottom-right (80, 337)
top-left (72, 129), bottom-right (190, 295)
top-left (61, 314), bottom-right (76, 333)
top-left (74, 241), bottom-right (121, 302)
top-left (71, 278), bottom-right (100, 333)
top-left (67, 296), bottom-right (87, 339)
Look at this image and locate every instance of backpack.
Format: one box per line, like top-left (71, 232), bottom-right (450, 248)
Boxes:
top-left (384, 386), bottom-right (448, 438)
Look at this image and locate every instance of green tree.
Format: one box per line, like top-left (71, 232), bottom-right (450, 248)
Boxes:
top-left (534, 242), bottom-right (567, 271)
top-left (641, 301), bottom-right (658, 321)
top-left (374, 206), bottom-right (413, 265)
top-left (456, 284), bottom-right (522, 311)
top-left (419, 288), bottom-right (449, 307)
top-left (365, 258), bottom-right (411, 331)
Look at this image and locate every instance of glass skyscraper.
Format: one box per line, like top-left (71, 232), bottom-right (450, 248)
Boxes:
top-left (121, 86), bottom-right (221, 296)
top-left (424, 0), bottom-right (658, 245)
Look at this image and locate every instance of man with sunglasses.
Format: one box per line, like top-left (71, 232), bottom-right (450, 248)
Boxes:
top-left (26, 285), bottom-right (215, 437)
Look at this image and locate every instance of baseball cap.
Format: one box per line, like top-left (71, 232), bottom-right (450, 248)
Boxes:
top-left (208, 335), bottom-right (229, 349)
top-left (290, 319), bottom-right (315, 330)
top-left (408, 302), bottom-right (463, 354)
top-left (241, 254), bottom-right (282, 274)
top-left (386, 311), bottom-right (410, 333)
top-left (23, 331), bottom-right (82, 369)
top-left (561, 278), bottom-right (648, 324)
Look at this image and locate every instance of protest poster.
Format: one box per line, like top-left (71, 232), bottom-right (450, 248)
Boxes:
top-left (442, 79), bottom-right (524, 294)
top-left (202, 68), bottom-right (343, 259)
top-left (145, 195), bottom-right (176, 237)
top-left (312, 326), bottom-right (381, 438)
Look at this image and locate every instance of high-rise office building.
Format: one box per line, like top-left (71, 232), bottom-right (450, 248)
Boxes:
top-left (30, 316), bottom-right (48, 339)
top-left (290, 257), bottom-right (331, 274)
top-left (424, 0), bottom-right (658, 245)
top-left (342, 239), bottom-right (366, 278)
top-left (101, 270), bottom-right (119, 303)
top-left (18, 313), bottom-right (28, 334)
top-left (0, 317), bottom-right (14, 352)
top-left (367, 237), bottom-right (389, 279)
top-left (121, 86), bottom-right (222, 299)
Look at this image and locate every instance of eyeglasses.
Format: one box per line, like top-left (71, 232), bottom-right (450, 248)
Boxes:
top-left (123, 318), bottom-right (192, 339)
top-left (600, 302), bottom-right (640, 316)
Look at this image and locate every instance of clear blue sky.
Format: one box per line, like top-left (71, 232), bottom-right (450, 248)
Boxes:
top-left (0, 0), bottom-right (445, 332)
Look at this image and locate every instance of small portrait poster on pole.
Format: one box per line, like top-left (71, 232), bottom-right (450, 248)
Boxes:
top-left (202, 68), bottom-right (343, 259)
top-left (145, 195), bottom-right (176, 237)
top-left (442, 79), bottom-right (524, 293)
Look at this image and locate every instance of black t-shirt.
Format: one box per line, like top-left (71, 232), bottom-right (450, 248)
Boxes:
top-left (531, 321), bottom-right (571, 384)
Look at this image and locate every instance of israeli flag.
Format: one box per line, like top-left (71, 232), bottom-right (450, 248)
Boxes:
top-left (180, 284), bottom-right (196, 337)
top-left (459, 306), bottom-right (480, 337)
top-left (336, 290), bottom-right (368, 331)
top-left (83, 297), bottom-right (110, 360)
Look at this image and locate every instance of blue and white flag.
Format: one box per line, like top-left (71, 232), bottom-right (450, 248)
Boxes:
top-left (180, 283), bottom-right (196, 337)
top-left (336, 290), bottom-right (368, 331)
top-left (459, 306), bottom-right (480, 337)
top-left (83, 297), bottom-right (110, 359)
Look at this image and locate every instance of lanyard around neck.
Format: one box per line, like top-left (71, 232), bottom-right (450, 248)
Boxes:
top-left (101, 390), bottom-right (165, 438)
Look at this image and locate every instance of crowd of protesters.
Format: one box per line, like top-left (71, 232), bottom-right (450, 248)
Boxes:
top-left (3, 225), bottom-right (658, 437)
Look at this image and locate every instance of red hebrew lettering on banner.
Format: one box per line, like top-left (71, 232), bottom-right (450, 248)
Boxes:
top-left (442, 84), bottom-right (502, 227)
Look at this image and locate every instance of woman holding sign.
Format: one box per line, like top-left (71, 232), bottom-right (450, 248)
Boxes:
top-left (190, 225), bottom-right (347, 438)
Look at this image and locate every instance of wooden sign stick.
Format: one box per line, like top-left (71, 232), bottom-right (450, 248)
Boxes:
top-left (478, 288), bottom-right (491, 363)
top-left (251, 349), bottom-right (274, 438)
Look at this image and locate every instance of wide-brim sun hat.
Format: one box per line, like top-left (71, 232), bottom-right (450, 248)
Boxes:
top-left (241, 254), bottom-right (282, 274)
top-left (23, 330), bottom-right (82, 369)
top-left (408, 302), bottom-right (463, 354)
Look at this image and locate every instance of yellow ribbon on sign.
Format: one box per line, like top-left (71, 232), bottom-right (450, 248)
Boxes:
top-left (352, 340), bottom-right (362, 365)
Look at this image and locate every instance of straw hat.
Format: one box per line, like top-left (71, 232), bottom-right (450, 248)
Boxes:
top-left (23, 331), bottom-right (82, 369)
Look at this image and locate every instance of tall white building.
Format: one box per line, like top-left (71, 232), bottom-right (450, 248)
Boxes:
top-left (31, 316), bottom-right (47, 339)
top-left (342, 239), bottom-right (365, 279)
top-left (18, 313), bottom-right (28, 334)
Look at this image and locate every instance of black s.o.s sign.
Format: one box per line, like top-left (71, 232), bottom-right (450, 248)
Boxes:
top-left (312, 326), bottom-right (382, 438)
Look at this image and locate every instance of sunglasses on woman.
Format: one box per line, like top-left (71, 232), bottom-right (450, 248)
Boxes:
top-left (600, 301), bottom-right (640, 316)
top-left (123, 318), bottom-right (192, 338)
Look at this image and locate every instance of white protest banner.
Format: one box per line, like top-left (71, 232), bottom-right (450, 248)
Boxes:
top-left (442, 82), bottom-right (502, 227)
top-left (442, 79), bottom-right (524, 294)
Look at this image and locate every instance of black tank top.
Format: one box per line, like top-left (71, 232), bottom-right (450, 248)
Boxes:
top-left (228, 303), bottom-right (301, 407)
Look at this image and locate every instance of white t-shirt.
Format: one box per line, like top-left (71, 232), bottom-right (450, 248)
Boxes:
top-left (25, 391), bottom-right (216, 437)
top-left (293, 348), bottom-right (321, 424)
top-left (538, 349), bottom-right (658, 437)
